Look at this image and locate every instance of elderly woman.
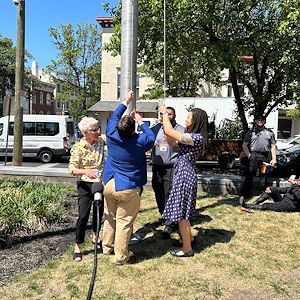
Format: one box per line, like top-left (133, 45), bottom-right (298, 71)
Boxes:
top-left (68, 117), bottom-right (105, 262)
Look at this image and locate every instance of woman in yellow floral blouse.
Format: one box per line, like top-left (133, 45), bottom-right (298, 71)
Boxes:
top-left (68, 116), bottom-right (105, 262)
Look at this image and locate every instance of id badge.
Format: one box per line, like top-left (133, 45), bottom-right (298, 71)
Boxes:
top-left (160, 143), bottom-right (167, 152)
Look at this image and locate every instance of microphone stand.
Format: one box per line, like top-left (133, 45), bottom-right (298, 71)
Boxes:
top-left (87, 180), bottom-right (103, 300)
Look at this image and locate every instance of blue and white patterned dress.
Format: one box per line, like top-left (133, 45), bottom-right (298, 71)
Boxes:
top-left (162, 133), bottom-right (203, 222)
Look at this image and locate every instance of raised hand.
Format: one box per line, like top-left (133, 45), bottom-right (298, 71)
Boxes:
top-left (125, 90), bottom-right (134, 105)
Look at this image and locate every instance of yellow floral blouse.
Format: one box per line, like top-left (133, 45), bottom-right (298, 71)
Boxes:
top-left (68, 137), bottom-right (105, 182)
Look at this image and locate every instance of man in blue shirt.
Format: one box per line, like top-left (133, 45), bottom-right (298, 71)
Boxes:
top-left (102, 90), bottom-right (155, 265)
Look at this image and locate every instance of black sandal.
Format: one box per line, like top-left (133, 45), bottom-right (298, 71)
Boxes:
top-left (73, 252), bottom-right (82, 262)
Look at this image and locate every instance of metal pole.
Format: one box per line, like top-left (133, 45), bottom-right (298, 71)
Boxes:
top-left (163, 0), bottom-right (166, 100)
top-left (13, 0), bottom-right (25, 166)
top-left (120, 0), bottom-right (138, 114)
top-left (4, 97), bottom-right (12, 166)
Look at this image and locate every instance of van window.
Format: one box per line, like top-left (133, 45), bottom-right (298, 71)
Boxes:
top-left (36, 122), bottom-right (59, 136)
top-left (9, 122), bottom-right (14, 135)
top-left (66, 121), bottom-right (74, 137)
top-left (0, 123), bottom-right (3, 136)
top-left (23, 122), bottom-right (36, 135)
top-left (8, 122), bottom-right (59, 136)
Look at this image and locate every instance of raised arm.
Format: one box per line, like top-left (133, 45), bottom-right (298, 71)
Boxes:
top-left (159, 104), bottom-right (193, 146)
top-left (106, 90), bottom-right (134, 135)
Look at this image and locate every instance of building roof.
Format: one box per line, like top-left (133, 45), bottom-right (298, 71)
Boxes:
top-left (96, 17), bottom-right (114, 28)
top-left (88, 100), bottom-right (159, 113)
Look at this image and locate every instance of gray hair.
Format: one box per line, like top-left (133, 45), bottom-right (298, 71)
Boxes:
top-left (78, 117), bottom-right (99, 134)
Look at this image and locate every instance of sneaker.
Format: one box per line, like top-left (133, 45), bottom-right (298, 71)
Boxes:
top-left (128, 233), bottom-right (142, 245)
top-left (161, 225), bottom-right (173, 239)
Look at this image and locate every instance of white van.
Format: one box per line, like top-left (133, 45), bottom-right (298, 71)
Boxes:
top-left (0, 114), bottom-right (75, 163)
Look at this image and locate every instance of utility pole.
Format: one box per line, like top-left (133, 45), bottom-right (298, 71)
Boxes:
top-left (120, 0), bottom-right (138, 114)
top-left (13, 0), bottom-right (25, 166)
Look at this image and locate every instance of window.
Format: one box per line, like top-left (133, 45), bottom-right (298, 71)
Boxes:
top-left (56, 83), bottom-right (61, 93)
top-left (39, 91), bottom-right (44, 105)
top-left (32, 92), bottom-right (36, 104)
top-left (23, 122), bottom-right (36, 135)
top-left (66, 121), bottom-right (74, 137)
top-left (36, 122), bottom-right (59, 136)
top-left (9, 122), bottom-right (59, 136)
top-left (0, 123), bottom-right (3, 136)
top-left (8, 122), bottom-right (14, 135)
top-left (57, 101), bottom-right (61, 108)
top-left (227, 85), bottom-right (232, 97)
top-left (46, 93), bottom-right (51, 106)
top-left (277, 118), bottom-right (292, 139)
top-left (117, 68), bottom-right (140, 99)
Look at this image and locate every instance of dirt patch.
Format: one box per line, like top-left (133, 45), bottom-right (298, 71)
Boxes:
top-left (0, 198), bottom-right (79, 287)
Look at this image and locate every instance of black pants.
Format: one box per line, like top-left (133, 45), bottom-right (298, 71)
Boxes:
top-left (75, 181), bottom-right (104, 244)
top-left (241, 152), bottom-right (269, 199)
top-left (261, 187), bottom-right (296, 212)
top-left (152, 165), bottom-right (175, 226)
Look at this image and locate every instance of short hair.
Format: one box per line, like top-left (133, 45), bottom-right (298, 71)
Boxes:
top-left (117, 115), bottom-right (135, 138)
top-left (78, 116), bottom-right (99, 135)
top-left (256, 115), bottom-right (266, 121)
top-left (166, 106), bottom-right (176, 116)
top-left (186, 108), bottom-right (208, 148)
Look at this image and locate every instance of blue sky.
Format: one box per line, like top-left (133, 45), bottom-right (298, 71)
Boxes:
top-left (0, 0), bottom-right (118, 68)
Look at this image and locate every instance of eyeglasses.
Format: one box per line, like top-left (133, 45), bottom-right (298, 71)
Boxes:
top-left (87, 128), bottom-right (101, 133)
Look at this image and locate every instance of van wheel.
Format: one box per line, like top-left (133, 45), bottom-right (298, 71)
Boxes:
top-left (38, 149), bottom-right (53, 163)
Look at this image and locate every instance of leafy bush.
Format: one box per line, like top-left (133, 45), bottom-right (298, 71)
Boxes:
top-left (0, 179), bottom-right (70, 241)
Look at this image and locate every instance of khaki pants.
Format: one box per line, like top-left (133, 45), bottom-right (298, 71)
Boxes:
top-left (102, 178), bottom-right (141, 264)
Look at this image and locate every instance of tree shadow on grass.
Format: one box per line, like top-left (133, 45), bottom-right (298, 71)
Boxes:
top-left (198, 196), bottom-right (240, 211)
top-left (193, 227), bottom-right (235, 252)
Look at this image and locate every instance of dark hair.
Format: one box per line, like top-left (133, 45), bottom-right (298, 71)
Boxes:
top-left (166, 106), bottom-right (176, 116)
top-left (256, 115), bottom-right (266, 121)
top-left (117, 115), bottom-right (135, 138)
top-left (186, 108), bottom-right (208, 148)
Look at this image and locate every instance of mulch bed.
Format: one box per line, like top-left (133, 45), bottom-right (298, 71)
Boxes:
top-left (0, 197), bottom-right (79, 287)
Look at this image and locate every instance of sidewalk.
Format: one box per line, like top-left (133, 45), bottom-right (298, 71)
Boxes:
top-left (0, 162), bottom-right (288, 194)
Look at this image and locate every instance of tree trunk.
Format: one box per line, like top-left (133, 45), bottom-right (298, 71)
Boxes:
top-left (229, 68), bottom-right (249, 136)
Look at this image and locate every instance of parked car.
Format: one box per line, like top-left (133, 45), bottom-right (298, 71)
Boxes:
top-left (270, 145), bottom-right (300, 177)
top-left (276, 135), bottom-right (300, 150)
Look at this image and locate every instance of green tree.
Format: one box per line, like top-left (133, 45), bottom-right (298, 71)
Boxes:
top-left (47, 23), bottom-right (102, 119)
top-left (105, 0), bottom-right (300, 134)
top-left (279, 0), bottom-right (300, 119)
top-left (0, 35), bottom-right (16, 101)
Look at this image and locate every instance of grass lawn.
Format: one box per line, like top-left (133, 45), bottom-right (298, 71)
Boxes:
top-left (1, 189), bottom-right (300, 300)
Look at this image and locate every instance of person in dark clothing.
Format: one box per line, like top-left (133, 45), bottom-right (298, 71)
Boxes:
top-left (240, 176), bottom-right (300, 212)
top-left (240, 115), bottom-right (276, 202)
